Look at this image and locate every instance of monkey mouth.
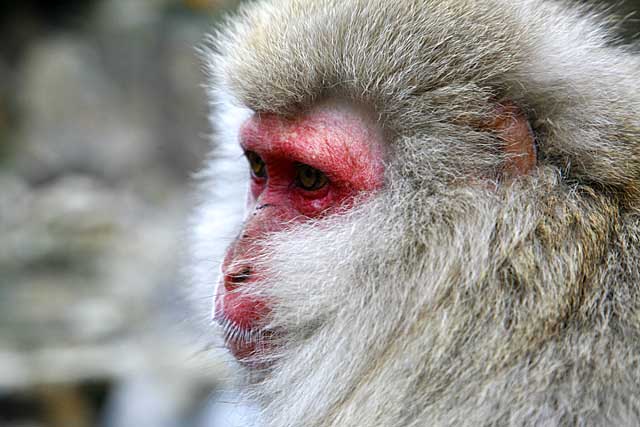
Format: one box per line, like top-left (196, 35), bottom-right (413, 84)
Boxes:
top-left (215, 268), bottom-right (274, 361)
top-left (215, 314), bottom-right (276, 361)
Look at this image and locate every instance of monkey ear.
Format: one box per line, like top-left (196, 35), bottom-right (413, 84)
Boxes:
top-left (486, 103), bottom-right (537, 178)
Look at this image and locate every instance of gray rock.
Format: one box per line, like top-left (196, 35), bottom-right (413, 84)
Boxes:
top-left (14, 37), bottom-right (155, 184)
top-left (0, 174), bottom-right (225, 388)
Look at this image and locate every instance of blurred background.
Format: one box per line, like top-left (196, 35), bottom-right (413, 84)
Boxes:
top-left (0, 1), bottom-right (243, 426)
top-left (0, 0), bottom-right (637, 426)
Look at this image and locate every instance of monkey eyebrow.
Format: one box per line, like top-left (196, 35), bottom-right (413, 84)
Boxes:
top-left (256, 204), bottom-right (273, 210)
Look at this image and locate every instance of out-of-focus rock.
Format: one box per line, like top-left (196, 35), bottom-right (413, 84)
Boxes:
top-left (0, 173), bottom-right (223, 388)
top-left (13, 11), bottom-right (212, 192)
top-left (14, 37), bottom-right (156, 185)
top-left (95, 0), bottom-right (167, 32)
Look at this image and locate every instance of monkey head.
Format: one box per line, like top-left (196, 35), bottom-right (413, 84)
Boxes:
top-left (191, 0), bottom-right (640, 424)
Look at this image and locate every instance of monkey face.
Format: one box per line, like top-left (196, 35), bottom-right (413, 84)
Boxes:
top-left (215, 101), bottom-right (385, 361)
top-left (213, 99), bottom-right (535, 362)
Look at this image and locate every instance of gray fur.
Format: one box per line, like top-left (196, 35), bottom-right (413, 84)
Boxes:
top-left (192, 0), bottom-right (640, 425)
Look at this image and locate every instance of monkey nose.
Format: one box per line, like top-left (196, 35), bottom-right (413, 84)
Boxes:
top-left (224, 266), bottom-right (253, 291)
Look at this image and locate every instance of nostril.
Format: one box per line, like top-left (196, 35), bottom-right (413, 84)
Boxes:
top-left (225, 267), bottom-right (252, 290)
top-left (234, 267), bottom-right (252, 283)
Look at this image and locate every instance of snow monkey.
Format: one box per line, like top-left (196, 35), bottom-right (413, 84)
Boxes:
top-left (190, 0), bottom-right (640, 425)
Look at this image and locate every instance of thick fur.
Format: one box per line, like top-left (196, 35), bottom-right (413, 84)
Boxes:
top-left (192, 0), bottom-right (640, 425)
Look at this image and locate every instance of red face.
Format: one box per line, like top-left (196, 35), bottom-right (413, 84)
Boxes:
top-left (215, 102), bottom-right (385, 361)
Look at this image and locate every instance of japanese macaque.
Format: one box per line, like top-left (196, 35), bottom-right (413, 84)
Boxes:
top-left (190, 0), bottom-right (640, 425)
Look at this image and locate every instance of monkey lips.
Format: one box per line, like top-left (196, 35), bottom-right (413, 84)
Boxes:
top-left (215, 267), bottom-right (273, 361)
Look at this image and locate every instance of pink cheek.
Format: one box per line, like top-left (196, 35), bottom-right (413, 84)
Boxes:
top-left (292, 186), bottom-right (353, 218)
top-left (249, 179), bottom-right (266, 200)
top-left (293, 195), bottom-right (330, 217)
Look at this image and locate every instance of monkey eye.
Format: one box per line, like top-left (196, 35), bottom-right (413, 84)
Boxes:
top-left (245, 151), bottom-right (267, 179)
top-left (295, 163), bottom-right (328, 191)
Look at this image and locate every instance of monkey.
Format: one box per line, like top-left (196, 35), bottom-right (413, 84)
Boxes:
top-left (189, 0), bottom-right (640, 425)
